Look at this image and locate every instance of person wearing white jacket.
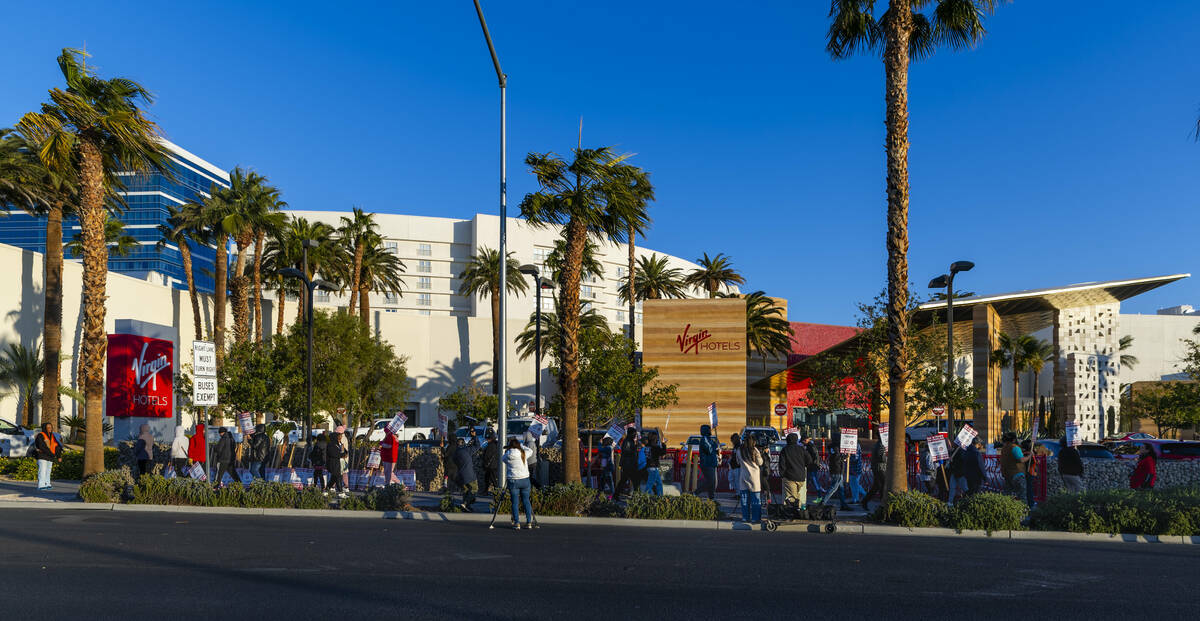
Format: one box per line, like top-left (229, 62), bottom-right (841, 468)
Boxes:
top-left (503, 438), bottom-right (535, 529)
top-left (736, 434), bottom-right (764, 524)
top-left (170, 427), bottom-right (189, 476)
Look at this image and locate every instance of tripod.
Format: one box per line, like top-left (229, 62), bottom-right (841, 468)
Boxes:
top-left (487, 484), bottom-right (540, 529)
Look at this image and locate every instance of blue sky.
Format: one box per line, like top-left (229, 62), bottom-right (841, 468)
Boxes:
top-left (2, 1), bottom-right (1197, 324)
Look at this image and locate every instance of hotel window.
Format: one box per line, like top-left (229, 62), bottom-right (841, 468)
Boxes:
top-left (616, 267), bottom-right (626, 279)
top-left (636, 311), bottom-right (643, 323)
top-left (417, 293), bottom-right (432, 306)
top-left (384, 292), bottom-right (398, 304)
top-left (385, 241), bottom-right (398, 255)
top-left (540, 297), bottom-right (554, 312)
top-left (419, 309), bottom-right (431, 316)
top-left (417, 243), bottom-right (432, 257)
top-left (581, 286), bottom-right (594, 299)
top-left (418, 276), bottom-right (431, 290)
top-left (582, 301), bottom-right (594, 313)
top-left (616, 310), bottom-right (625, 322)
top-left (315, 291), bottom-right (330, 303)
top-left (418, 260), bottom-right (432, 273)
top-left (532, 247), bottom-right (550, 265)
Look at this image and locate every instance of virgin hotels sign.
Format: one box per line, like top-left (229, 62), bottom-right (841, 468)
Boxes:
top-left (676, 323), bottom-right (742, 355)
top-left (106, 334), bottom-right (174, 417)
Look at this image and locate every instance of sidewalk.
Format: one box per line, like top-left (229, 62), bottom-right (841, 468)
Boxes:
top-left (0, 477), bottom-right (80, 502)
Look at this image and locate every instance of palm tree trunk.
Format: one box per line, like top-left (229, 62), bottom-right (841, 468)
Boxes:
top-left (559, 219), bottom-right (586, 484)
top-left (1013, 368), bottom-right (1020, 431)
top-left (20, 395), bottom-right (31, 428)
top-left (231, 242), bottom-right (250, 344)
top-left (275, 278), bottom-right (286, 337)
top-left (348, 243), bottom-right (364, 317)
top-left (180, 240), bottom-right (202, 340)
top-left (253, 230), bottom-right (265, 342)
top-left (490, 289), bottom-right (501, 395)
top-left (78, 139), bottom-right (108, 476)
top-left (883, 0), bottom-right (913, 495)
top-left (359, 283), bottom-right (370, 332)
top-left (627, 225), bottom-right (635, 341)
top-left (41, 202), bottom-right (64, 430)
top-left (214, 232), bottom-right (228, 364)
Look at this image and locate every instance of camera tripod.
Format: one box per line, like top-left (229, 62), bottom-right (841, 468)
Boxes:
top-left (486, 483), bottom-right (540, 529)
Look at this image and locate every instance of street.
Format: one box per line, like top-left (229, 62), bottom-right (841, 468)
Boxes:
top-left (0, 509), bottom-right (1196, 619)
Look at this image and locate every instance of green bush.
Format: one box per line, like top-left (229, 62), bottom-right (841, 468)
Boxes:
top-left (875, 491), bottom-right (948, 528)
top-left (625, 492), bottom-right (723, 521)
top-left (132, 475), bottom-right (214, 506)
top-left (491, 482), bottom-right (600, 517)
top-left (0, 457), bottom-right (38, 480)
top-left (242, 480), bottom-right (300, 509)
top-left (1031, 487), bottom-right (1200, 536)
top-left (359, 484), bottom-right (411, 511)
top-left (295, 486), bottom-right (330, 510)
top-left (52, 448), bottom-right (120, 480)
top-left (945, 493), bottom-right (1027, 533)
top-left (439, 489), bottom-right (465, 512)
top-left (79, 468), bottom-right (134, 503)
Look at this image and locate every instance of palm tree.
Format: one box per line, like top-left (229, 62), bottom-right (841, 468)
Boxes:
top-left (457, 246), bottom-right (528, 393)
top-left (66, 218), bottom-right (138, 257)
top-left (338, 207), bottom-right (378, 319)
top-left (684, 252), bottom-right (745, 298)
top-left (1023, 337), bottom-right (1055, 431)
top-left (827, 0), bottom-right (1003, 493)
top-left (261, 216), bottom-right (302, 337)
top-left (519, 146), bottom-right (653, 483)
top-left (250, 183), bottom-right (287, 343)
top-left (744, 291), bottom-right (793, 371)
top-left (218, 168), bottom-right (287, 345)
top-left (991, 333), bottom-right (1037, 429)
top-left (2, 131), bottom-right (75, 429)
top-left (178, 191), bottom-right (232, 360)
top-left (1119, 334), bottom-right (1139, 370)
top-left (158, 206), bottom-right (203, 340)
top-left (0, 343), bottom-right (46, 427)
top-left (516, 309), bottom-right (610, 362)
top-left (17, 48), bottom-right (170, 475)
top-left (356, 233), bottom-right (405, 331)
top-left (544, 238), bottom-right (604, 282)
top-left (618, 254), bottom-right (686, 303)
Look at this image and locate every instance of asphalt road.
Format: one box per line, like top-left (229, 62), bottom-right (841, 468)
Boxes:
top-left (0, 509), bottom-right (1196, 620)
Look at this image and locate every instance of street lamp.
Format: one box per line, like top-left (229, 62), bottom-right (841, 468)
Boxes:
top-left (518, 264), bottom-right (555, 419)
top-left (474, 0), bottom-right (510, 487)
top-left (279, 242), bottom-right (336, 453)
top-left (928, 260), bottom-right (974, 434)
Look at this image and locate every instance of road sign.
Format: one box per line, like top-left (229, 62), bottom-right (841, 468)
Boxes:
top-left (773, 403), bottom-right (787, 416)
top-left (931, 406), bottom-right (946, 416)
top-left (927, 434), bottom-right (950, 462)
top-left (839, 428), bottom-right (858, 454)
top-left (955, 424), bottom-right (978, 449)
top-left (1065, 421), bottom-right (1080, 447)
top-left (193, 376), bottom-right (218, 406)
top-left (192, 341), bottom-right (216, 377)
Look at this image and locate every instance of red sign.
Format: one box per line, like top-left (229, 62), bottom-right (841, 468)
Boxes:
top-left (106, 334), bottom-right (174, 418)
top-left (932, 406), bottom-right (946, 416)
top-left (773, 403), bottom-right (787, 416)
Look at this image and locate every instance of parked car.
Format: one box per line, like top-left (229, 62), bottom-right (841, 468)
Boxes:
top-left (907, 419), bottom-right (974, 442)
top-left (740, 426), bottom-right (782, 449)
top-left (0, 418), bottom-right (35, 457)
top-left (504, 416), bottom-right (557, 447)
top-left (1034, 439), bottom-right (1115, 459)
top-left (1109, 439), bottom-right (1200, 460)
top-left (358, 418), bottom-right (435, 443)
top-left (1104, 432), bottom-right (1156, 443)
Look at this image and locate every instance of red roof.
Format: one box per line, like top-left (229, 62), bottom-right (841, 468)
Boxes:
top-left (788, 322), bottom-right (860, 361)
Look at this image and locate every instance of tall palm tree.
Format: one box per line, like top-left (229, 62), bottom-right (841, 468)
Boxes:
top-left (261, 216), bottom-right (301, 337)
top-left (356, 233), bottom-right (405, 332)
top-left (0, 343), bottom-right (46, 428)
top-left (2, 131), bottom-right (75, 429)
top-left (1023, 337), bottom-right (1054, 431)
top-left (618, 253), bottom-right (686, 303)
top-left (991, 333), bottom-right (1036, 429)
top-left (684, 252), bottom-right (745, 298)
top-left (178, 190), bottom-right (232, 361)
top-left (744, 291), bottom-right (793, 371)
top-left (827, 0), bottom-right (1003, 492)
top-left (544, 238), bottom-right (603, 282)
top-left (516, 309), bottom-right (610, 362)
top-left (17, 48), bottom-right (170, 475)
top-left (218, 168), bottom-right (286, 345)
top-left (519, 146), bottom-right (653, 483)
top-left (157, 206), bottom-right (203, 339)
top-left (457, 246), bottom-right (528, 393)
top-left (66, 218), bottom-right (138, 257)
top-left (250, 183), bottom-right (287, 343)
top-left (338, 207), bottom-right (378, 318)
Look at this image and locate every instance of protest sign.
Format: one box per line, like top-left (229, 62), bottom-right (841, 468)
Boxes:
top-left (387, 412), bottom-right (407, 434)
top-left (189, 462), bottom-right (207, 481)
top-left (955, 424), bottom-right (978, 449)
top-left (839, 428), bottom-right (858, 454)
top-left (605, 422), bottom-right (624, 445)
top-left (237, 468), bottom-right (253, 485)
top-left (879, 422), bottom-right (890, 447)
top-left (1065, 421), bottom-right (1080, 447)
top-left (238, 412), bottom-right (254, 434)
top-left (366, 448), bottom-right (382, 469)
top-left (706, 402), bottom-right (718, 429)
top-left (437, 413), bottom-right (448, 433)
top-left (928, 434), bottom-right (950, 462)
top-left (396, 470), bottom-right (417, 488)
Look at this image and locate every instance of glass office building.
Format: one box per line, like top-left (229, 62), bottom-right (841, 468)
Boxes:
top-left (0, 139), bottom-right (229, 294)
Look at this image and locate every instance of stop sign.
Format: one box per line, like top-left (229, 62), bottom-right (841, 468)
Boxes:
top-left (774, 403), bottom-right (787, 416)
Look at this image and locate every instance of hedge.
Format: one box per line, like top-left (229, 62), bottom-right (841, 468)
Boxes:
top-left (874, 491), bottom-right (1026, 533)
top-left (0, 448), bottom-right (120, 481)
top-left (1030, 487), bottom-right (1200, 536)
top-left (490, 482), bottom-right (622, 517)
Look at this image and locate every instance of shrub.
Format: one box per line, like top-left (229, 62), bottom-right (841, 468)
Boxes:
top-left (362, 484), bottom-right (411, 512)
top-left (295, 486), bottom-right (330, 510)
top-left (0, 457), bottom-right (38, 480)
top-left (79, 468), bottom-right (134, 503)
top-left (1031, 487), bottom-right (1200, 536)
top-left (491, 483), bottom-right (600, 517)
top-left (945, 493), bottom-right (1026, 533)
top-left (242, 480), bottom-right (299, 509)
top-left (439, 489), bottom-right (465, 512)
top-left (52, 448), bottom-right (120, 480)
top-left (132, 475), bottom-right (214, 506)
top-left (875, 491), bottom-right (948, 528)
top-left (624, 492), bottom-right (722, 521)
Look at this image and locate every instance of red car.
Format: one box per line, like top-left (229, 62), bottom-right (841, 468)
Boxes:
top-left (1109, 439), bottom-right (1200, 460)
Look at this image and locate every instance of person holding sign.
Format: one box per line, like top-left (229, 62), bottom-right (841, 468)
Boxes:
top-left (187, 423), bottom-right (207, 479)
top-left (503, 437), bottom-right (535, 529)
top-left (213, 428), bottom-right (236, 488)
top-left (964, 438), bottom-right (986, 497)
top-left (249, 424), bottom-right (270, 480)
top-left (1057, 438), bottom-right (1085, 493)
top-left (380, 427), bottom-right (400, 487)
top-left (171, 427), bottom-right (189, 477)
top-left (614, 427), bottom-right (640, 502)
top-left (481, 429), bottom-right (500, 496)
top-left (697, 424), bottom-right (719, 501)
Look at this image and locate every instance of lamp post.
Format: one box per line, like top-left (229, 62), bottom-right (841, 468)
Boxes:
top-left (519, 265), bottom-right (555, 417)
top-left (280, 244), bottom-right (336, 452)
top-left (928, 260), bottom-right (974, 434)
top-left (474, 0), bottom-right (509, 488)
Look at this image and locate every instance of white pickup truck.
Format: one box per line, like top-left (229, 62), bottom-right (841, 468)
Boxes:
top-left (356, 418), bottom-right (436, 443)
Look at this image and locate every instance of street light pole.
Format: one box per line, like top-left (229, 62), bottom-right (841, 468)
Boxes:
top-left (280, 240), bottom-right (330, 466)
top-left (929, 260), bottom-right (973, 435)
top-left (475, 0), bottom-right (508, 488)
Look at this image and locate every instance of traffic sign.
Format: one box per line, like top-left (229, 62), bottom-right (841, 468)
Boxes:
top-left (192, 341), bottom-right (216, 377)
top-left (773, 403), bottom-right (787, 416)
top-left (193, 376), bottom-right (218, 406)
top-left (931, 406), bottom-right (946, 416)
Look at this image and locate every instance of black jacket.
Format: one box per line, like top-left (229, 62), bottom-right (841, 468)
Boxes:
top-left (309, 441), bottom-right (327, 468)
top-left (1058, 446), bottom-right (1084, 476)
top-left (454, 445), bottom-right (477, 485)
top-left (32, 432), bottom-right (62, 462)
top-left (963, 446), bottom-right (984, 484)
top-left (482, 440), bottom-right (500, 470)
top-left (250, 433), bottom-right (270, 462)
top-left (759, 447), bottom-right (771, 488)
top-left (214, 434), bottom-right (234, 465)
top-left (780, 443), bottom-right (811, 481)
top-left (804, 442), bottom-right (821, 472)
top-left (326, 439), bottom-right (346, 473)
top-left (442, 444), bottom-right (458, 478)
top-left (646, 443), bottom-right (667, 468)
top-left (619, 435), bottom-right (639, 469)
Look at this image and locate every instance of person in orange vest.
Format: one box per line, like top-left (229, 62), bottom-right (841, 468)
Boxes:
top-left (32, 423), bottom-right (64, 490)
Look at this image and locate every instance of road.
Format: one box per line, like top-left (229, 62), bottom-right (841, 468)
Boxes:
top-left (0, 508), bottom-right (1195, 619)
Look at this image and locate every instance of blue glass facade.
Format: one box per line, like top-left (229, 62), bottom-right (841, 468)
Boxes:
top-left (0, 143), bottom-right (229, 294)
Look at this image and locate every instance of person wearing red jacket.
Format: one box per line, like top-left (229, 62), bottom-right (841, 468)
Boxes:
top-left (1130, 444), bottom-right (1156, 490)
top-left (187, 423), bottom-right (207, 479)
top-left (380, 428), bottom-right (400, 485)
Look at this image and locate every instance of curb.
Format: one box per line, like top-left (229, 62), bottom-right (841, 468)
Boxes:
top-left (1, 500), bottom-right (1196, 545)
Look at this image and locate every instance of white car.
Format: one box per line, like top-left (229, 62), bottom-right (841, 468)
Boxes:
top-left (0, 418), bottom-right (36, 457)
top-left (504, 417), bottom-right (557, 447)
top-left (359, 418), bottom-right (435, 443)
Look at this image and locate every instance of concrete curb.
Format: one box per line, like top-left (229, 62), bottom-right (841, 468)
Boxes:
top-left (1, 500), bottom-right (1196, 545)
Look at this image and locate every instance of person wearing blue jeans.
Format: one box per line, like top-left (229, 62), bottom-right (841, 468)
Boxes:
top-left (503, 438), bottom-right (536, 529)
top-left (641, 435), bottom-right (666, 495)
top-left (802, 436), bottom-right (827, 497)
top-left (698, 424), bottom-right (720, 500)
top-left (736, 435), bottom-right (765, 523)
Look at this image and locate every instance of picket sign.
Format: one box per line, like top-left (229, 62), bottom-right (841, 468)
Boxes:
top-left (366, 448), bottom-right (382, 469)
top-left (165, 465), bottom-right (177, 480)
top-left (839, 428), bottom-right (858, 455)
top-left (189, 462), bottom-right (207, 481)
top-left (1065, 421), bottom-right (1080, 447)
top-left (955, 424), bottom-right (978, 448)
top-left (706, 402), bottom-right (718, 429)
top-left (783, 427), bottom-right (799, 438)
top-left (387, 412), bottom-right (407, 435)
top-left (220, 471), bottom-right (235, 485)
top-left (605, 423), bottom-right (624, 445)
top-left (396, 469), bottom-right (417, 488)
top-left (879, 422), bottom-right (890, 447)
top-left (928, 434), bottom-right (950, 462)
top-left (238, 412), bottom-right (254, 435)
top-left (437, 413), bottom-right (448, 433)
